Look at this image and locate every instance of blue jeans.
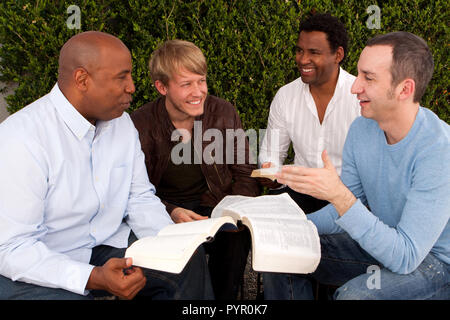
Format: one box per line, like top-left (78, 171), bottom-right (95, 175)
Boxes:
top-left (263, 233), bottom-right (450, 300)
top-left (0, 232), bottom-right (214, 300)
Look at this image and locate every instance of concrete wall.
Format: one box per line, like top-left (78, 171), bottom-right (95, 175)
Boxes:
top-left (0, 84), bottom-right (14, 123)
top-left (0, 87), bottom-right (10, 123)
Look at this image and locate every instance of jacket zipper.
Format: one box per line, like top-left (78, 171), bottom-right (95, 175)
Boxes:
top-left (213, 161), bottom-right (224, 186)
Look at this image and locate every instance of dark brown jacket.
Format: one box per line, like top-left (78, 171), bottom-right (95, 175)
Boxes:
top-left (131, 95), bottom-right (260, 213)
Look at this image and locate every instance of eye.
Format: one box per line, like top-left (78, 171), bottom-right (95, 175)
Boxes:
top-left (365, 76), bottom-right (373, 81)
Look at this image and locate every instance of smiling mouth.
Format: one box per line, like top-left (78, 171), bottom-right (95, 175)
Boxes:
top-left (187, 99), bottom-right (202, 105)
top-left (358, 99), bottom-right (371, 107)
top-left (358, 97), bottom-right (370, 103)
top-left (299, 68), bottom-right (316, 78)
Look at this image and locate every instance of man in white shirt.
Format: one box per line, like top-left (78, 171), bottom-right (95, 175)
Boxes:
top-left (0, 31), bottom-right (213, 300)
top-left (259, 13), bottom-right (360, 214)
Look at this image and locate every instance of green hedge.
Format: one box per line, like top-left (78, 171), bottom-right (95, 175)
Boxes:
top-left (1, 0), bottom-right (448, 129)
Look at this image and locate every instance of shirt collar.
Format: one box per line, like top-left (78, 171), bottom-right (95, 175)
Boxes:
top-left (302, 67), bottom-right (346, 94)
top-left (49, 83), bottom-right (95, 141)
top-left (302, 67), bottom-right (347, 119)
top-left (333, 67), bottom-right (346, 97)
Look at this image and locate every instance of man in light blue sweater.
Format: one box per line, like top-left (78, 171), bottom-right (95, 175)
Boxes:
top-left (263, 31), bottom-right (449, 299)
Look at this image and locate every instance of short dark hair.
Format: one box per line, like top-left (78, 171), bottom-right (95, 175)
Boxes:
top-left (367, 31), bottom-right (434, 103)
top-left (298, 13), bottom-right (349, 65)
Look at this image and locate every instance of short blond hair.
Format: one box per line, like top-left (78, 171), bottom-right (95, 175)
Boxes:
top-left (149, 40), bottom-right (207, 85)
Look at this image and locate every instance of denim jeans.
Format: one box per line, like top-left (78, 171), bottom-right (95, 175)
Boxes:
top-left (0, 232), bottom-right (214, 300)
top-left (263, 232), bottom-right (450, 300)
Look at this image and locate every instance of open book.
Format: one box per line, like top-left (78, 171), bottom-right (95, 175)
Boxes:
top-left (211, 193), bottom-right (320, 274)
top-left (125, 216), bottom-right (237, 274)
top-left (125, 193), bottom-right (320, 274)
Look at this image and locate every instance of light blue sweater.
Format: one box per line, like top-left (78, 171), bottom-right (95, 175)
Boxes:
top-left (308, 107), bottom-right (450, 274)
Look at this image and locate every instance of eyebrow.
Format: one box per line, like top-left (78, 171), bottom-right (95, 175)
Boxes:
top-left (360, 69), bottom-right (376, 76)
top-left (116, 69), bottom-right (131, 76)
top-left (295, 45), bottom-right (321, 52)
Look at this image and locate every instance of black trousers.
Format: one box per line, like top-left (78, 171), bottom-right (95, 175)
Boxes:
top-left (172, 200), bottom-right (251, 300)
top-left (268, 186), bottom-right (329, 214)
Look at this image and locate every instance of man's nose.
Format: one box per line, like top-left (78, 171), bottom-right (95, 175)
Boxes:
top-left (297, 51), bottom-right (311, 65)
top-left (351, 77), bottom-right (362, 94)
top-left (126, 78), bottom-right (136, 94)
top-left (192, 82), bottom-right (205, 96)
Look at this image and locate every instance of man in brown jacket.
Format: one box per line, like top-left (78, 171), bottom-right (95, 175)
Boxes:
top-left (131, 40), bottom-right (260, 300)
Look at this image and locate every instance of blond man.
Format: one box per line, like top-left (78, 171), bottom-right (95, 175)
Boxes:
top-left (131, 40), bottom-right (260, 300)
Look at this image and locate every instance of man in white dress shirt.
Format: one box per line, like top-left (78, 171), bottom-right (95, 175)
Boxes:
top-left (259, 13), bottom-right (360, 214)
top-left (0, 31), bottom-right (213, 300)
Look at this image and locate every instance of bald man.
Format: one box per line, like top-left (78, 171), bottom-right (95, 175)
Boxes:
top-left (0, 31), bottom-right (213, 300)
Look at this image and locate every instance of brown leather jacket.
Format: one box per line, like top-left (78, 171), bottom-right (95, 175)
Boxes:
top-left (131, 95), bottom-right (260, 213)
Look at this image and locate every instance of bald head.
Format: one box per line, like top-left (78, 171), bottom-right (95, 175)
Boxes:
top-left (56, 31), bottom-right (135, 124)
top-left (57, 31), bottom-right (129, 90)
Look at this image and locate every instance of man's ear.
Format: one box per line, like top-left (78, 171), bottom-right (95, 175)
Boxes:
top-left (398, 78), bottom-right (415, 101)
top-left (335, 46), bottom-right (344, 65)
top-left (154, 80), bottom-right (168, 96)
top-left (73, 67), bottom-right (89, 91)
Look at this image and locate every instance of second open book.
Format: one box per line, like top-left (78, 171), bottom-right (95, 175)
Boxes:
top-left (125, 193), bottom-right (321, 274)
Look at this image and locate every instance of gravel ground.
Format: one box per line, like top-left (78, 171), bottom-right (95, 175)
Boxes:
top-left (238, 250), bottom-right (262, 300)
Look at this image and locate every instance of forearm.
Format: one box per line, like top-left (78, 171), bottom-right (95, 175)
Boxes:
top-left (0, 243), bottom-right (94, 295)
top-left (335, 198), bottom-right (449, 274)
top-left (307, 204), bottom-right (346, 235)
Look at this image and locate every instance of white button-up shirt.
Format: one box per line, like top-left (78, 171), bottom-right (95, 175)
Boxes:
top-left (259, 68), bottom-right (360, 175)
top-left (0, 84), bottom-right (173, 295)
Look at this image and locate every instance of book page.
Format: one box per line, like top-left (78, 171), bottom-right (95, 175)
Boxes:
top-left (125, 233), bottom-right (206, 273)
top-left (244, 216), bottom-right (320, 274)
top-left (210, 195), bottom-right (251, 218)
top-left (225, 193), bottom-right (306, 220)
top-left (157, 216), bottom-right (236, 237)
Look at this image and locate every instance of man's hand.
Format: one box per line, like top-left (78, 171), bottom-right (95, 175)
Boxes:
top-left (261, 162), bottom-right (274, 169)
top-left (170, 207), bottom-right (209, 223)
top-left (86, 258), bottom-right (146, 300)
top-left (275, 150), bottom-right (356, 216)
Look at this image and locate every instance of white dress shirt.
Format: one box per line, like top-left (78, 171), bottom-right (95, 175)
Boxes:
top-left (259, 67), bottom-right (360, 175)
top-left (0, 84), bottom-right (173, 295)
